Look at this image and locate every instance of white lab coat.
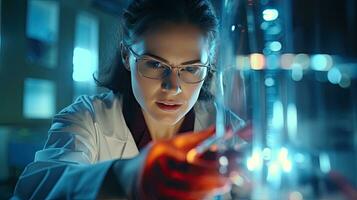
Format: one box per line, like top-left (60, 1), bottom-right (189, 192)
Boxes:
top-left (12, 91), bottom-right (218, 199)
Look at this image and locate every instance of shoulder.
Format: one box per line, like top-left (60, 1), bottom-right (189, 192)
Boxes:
top-left (46, 92), bottom-right (131, 161)
top-left (58, 91), bottom-right (123, 121)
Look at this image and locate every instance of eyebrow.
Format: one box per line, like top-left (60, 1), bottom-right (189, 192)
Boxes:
top-left (143, 52), bottom-right (205, 65)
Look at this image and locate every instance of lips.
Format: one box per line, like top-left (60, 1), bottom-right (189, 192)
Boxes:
top-left (156, 101), bottom-right (183, 111)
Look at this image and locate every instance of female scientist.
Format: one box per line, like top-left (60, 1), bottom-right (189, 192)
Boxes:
top-left (13, 0), bottom-right (246, 199)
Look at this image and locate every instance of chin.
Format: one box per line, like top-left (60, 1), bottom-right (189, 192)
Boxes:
top-left (153, 114), bottom-right (183, 125)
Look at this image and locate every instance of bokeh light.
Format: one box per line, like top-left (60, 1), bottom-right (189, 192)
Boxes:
top-left (269, 41), bottom-right (282, 51)
top-left (281, 53), bottom-right (295, 69)
top-left (327, 67), bottom-right (342, 84)
top-left (250, 53), bottom-right (265, 70)
top-left (263, 9), bottom-right (279, 21)
top-left (311, 54), bottom-right (333, 71)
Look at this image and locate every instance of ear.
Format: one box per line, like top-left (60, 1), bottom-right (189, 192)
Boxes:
top-left (120, 42), bottom-right (131, 71)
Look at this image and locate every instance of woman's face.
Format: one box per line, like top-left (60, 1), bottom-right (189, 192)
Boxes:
top-left (127, 24), bottom-right (210, 125)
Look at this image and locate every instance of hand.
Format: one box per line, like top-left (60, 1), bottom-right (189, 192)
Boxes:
top-left (136, 126), bottom-right (230, 200)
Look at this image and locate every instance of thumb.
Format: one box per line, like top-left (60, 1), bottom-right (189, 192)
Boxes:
top-left (172, 125), bottom-right (215, 152)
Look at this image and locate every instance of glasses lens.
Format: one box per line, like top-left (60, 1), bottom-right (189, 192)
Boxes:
top-left (137, 58), bottom-right (208, 83)
top-left (179, 66), bottom-right (208, 83)
top-left (137, 59), bottom-right (169, 79)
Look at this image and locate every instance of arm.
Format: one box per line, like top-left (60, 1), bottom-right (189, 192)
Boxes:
top-left (14, 159), bottom-right (117, 199)
top-left (13, 96), bottom-right (127, 199)
top-left (14, 95), bottom-right (246, 200)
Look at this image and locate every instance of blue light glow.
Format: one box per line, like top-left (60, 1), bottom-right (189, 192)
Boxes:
top-left (287, 103), bottom-right (298, 140)
top-left (73, 13), bottom-right (98, 83)
top-left (263, 9), bottom-right (279, 21)
top-left (295, 153), bottom-right (305, 163)
top-left (327, 67), bottom-right (342, 84)
top-left (260, 22), bottom-right (269, 30)
top-left (278, 147), bottom-right (292, 173)
top-left (231, 25), bottom-right (236, 31)
top-left (72, 47), bottom-right (96, 82)
top-left (289, 192), bottom-right (303, 200)
top-left (278, 147), bottom-right (289, 161)
top-left (267, 24), bottom-right (282, 35)
top-left (311, 54), bottom-right (333, 71)
top-left (23, 78), bottom-right (56, 119)
top-left (272, 101), bottom-right (284, 129)
top-left (247, 151), bottom-right (263, 171)
top-left (266, 54), bottom-right (279, 69)
top-left (339, 74), bottom-right (351, 88)
top-left (267, 162), bottom-right (281, 183)
top-left (262, 147), bottom-right (272, 160)
top-left (219, 156), bottom-right (229, 166)
top-left (291, 65), bottom-right (303, 81)
top-left (269, 41), bottom-right (282, 51)
top-left (26, 0), bottom-right (59, 43)
top-left (293, 54), bottom-right (310, 69)
top-left (319, 153), bottom-right (331, 173)
top-left (265, 77), bottom-right (275, 87)
top-left (282, 160), bottom-right (292, 173)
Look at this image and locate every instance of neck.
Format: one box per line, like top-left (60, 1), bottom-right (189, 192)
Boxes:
top-left (142, 110), bottom-right (184, 140)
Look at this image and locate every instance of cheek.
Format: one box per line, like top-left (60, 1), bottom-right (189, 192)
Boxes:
top-left (184, 82), bottom-right (204, 105)
top-left (131, 70), bottom-right (159, 104)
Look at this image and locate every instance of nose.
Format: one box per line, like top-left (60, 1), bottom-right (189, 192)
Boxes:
top-left (161, 71), bottom-right (182, 95)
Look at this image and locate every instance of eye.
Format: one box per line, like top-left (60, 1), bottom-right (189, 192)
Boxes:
top-left (183, 66), bottom-right (199, 74)
top-left (145, 60), bottom-right (164, 69)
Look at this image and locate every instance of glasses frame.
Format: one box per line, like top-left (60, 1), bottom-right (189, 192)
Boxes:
top-left (126, 45), bottom-right (212, 84)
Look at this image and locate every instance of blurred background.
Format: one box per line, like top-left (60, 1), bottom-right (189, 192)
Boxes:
top-left (0, 0), bottom-right (356, 199)
top-left (0, 0), bottom-right (126, 198)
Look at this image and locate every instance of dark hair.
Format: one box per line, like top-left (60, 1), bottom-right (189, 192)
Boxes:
top-left (94, 0), bottom-right (218, 101)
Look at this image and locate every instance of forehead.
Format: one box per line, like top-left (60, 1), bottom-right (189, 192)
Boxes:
top-left (132, 24), bottom-right (210, 64)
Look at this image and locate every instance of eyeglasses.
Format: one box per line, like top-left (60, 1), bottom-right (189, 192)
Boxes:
top-left (126, 45), bottom-right (210, 84)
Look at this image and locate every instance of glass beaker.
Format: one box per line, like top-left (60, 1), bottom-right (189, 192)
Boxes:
top-left (214, 0), bottom-right (357, 199)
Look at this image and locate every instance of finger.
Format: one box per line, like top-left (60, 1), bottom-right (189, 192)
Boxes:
top-left (157, 157), bottom-right (228, 186)
top-left (187, 151), bottom-right (221, 168)
top-left (146, 173), bottom-right (206, 200)
top-left (160, 186), bottom-right (229, 200)
top-left (155, 185), bottom-right (209, 200)
top-left (148, 158), bottom-right (231, 199)
top-left (145, 142), bottom-right (186, 167)
top-left (172, 171), bottom-right (229, 190)
top-left (189, 148), bottom-right (247, 172)
top-left (156, 176), bottom-right (230, 200)
top-left (172, 125), bottom-right (215, 151)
